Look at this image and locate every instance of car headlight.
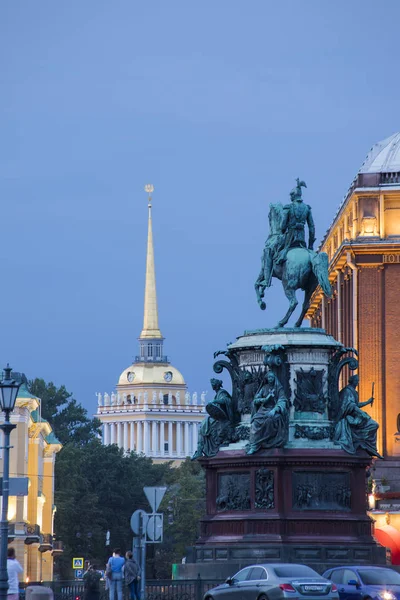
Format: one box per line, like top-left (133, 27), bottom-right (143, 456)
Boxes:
top-left (379, 592), bottom-right (396, 600)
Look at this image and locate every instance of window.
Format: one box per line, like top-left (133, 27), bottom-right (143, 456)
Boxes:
top-left (148, 344), bottom-right (153, 357)
top-left (164, 442), bottom-right (169, 452)
top-left (232, 567), bottom-right (252, 582)
top-left (140, 344), bottom-right (145, 357)
top-left (156, 344), bottom-right (161, 358)
top-left (249, 567), bottom-right (267, 580)
top-left (273, 566), bottom-right (318, 578)
top-left (163, 394), bottom-right (169, 405)
top-left (358, 569), bottom-right (400, 585)
top-left (329, 570), bottom-right (344, 584)
top-left (343, 570), bottom-right (358, 585)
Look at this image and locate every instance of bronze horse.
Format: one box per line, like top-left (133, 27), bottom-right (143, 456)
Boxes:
top-left (255, 203), bottom-right (332, 328)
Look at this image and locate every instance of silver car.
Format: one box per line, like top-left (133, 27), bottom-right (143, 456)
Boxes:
top-left (204, 563), bottom-right (339, 600)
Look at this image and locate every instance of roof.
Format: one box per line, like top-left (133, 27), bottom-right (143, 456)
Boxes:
top-left (30, 409), bottom-right (49, 424)
top-left (360, 133), bottom-right (400, 174)
top-left (45, 431), bottom-right (62, 445)
top-left (118, 362), bottom-right (185, 386)
top-left (17, 382), bottom-right (40, 400)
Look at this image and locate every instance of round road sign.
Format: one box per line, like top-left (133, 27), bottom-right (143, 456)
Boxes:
top-left (130, 509), bottom-right (148, 535)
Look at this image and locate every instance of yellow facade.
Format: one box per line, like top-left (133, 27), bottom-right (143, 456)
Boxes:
top-left (0, 377), bottom-right (62, 583)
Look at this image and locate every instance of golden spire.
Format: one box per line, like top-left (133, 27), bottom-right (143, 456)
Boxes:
top-left (140, 185), bottom-right (163, 339)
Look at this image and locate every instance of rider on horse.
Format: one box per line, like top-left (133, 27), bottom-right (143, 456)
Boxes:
top-left (263, 179), bottom-right (315, 287)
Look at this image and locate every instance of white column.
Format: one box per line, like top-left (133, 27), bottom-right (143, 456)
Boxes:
top-left (177, 422), bottom-right (182, 457)
top-left (160, 421), bottom-right (165, 456)
top-left (110, 423), bottom-right (115, 445)
top-left (184, 422), bottom-right (190, 456)
top-left (130, 422), bottom-right (135, 451)
top-left (123, 422), bottom-right (129, 451)
top-left (137, 422), bottom-right (143, 453)
top-left (103, 423), bottom-right (109, 445)
top-left (117, 422), bottom-right (122, 448)
top-left (168, 422), bottom-right (173, 456)
top-left (143, 422), bottom-right (150, 454)
top-left (151, 421), bottom-right (157, 455)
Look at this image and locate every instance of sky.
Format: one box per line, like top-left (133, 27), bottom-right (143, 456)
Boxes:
top-left (1, 1), bottom-right (399, 413)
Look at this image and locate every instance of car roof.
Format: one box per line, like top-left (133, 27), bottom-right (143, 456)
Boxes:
top-left (327, 566), bottom-right (393, 570)
top-left (242, 564), bottom-right (317, 569)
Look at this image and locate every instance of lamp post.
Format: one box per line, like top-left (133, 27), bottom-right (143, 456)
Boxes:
top-left (0, 365), bottom-right (21, 600)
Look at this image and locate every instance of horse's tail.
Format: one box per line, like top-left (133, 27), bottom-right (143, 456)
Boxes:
top-left (311, 252), bottom-right (332, 297)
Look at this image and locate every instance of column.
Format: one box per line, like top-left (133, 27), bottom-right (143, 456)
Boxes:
top-left (117, 422), bottom-right (122, 448)
top-left (123, 422), bottom-right (129, 451)
top-left (176, 422), bottom-right (182, 457)
top-left (143, 421), bottom-right (150, 454)
top-left (160, 421), bottom-right (165, 456)
top-left (184, 422), bottom-right (190, 456)
top-left (168, 422), bottom-right (173, 456)
top-left (110, 423), bottom-right (115, 445)
top-left (137, 422), bottom-right (143, 453)
top-left (103, 423), bottom-right (109, 445)
top-left (130, 422), bottom-right (135, 451)
top-left (151, 421), bottom-right (157, 455)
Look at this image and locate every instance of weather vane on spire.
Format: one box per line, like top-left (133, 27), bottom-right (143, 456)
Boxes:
top-left (144, 184), bottom-right (154, 207)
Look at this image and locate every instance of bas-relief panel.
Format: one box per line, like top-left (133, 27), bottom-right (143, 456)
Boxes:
top-left (292, 471), bottom-right (351, 511)
top-left (216, 473), bottom-right (251, 512)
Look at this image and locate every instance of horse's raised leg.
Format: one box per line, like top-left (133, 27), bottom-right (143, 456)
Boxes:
top-left (277, 287), bottom-right (298, 328)
top-left (254, 269), bottom-right (266, 310)
top-left (294, 285), bottom-right (315, 328)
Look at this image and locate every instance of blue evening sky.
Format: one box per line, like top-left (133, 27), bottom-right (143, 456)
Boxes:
top-left (1, 1), bottom-right (399, 411)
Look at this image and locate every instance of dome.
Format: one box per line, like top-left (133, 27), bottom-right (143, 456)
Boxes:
top-left (118, 363), bottom-right (185, 386)
top-left (359, 132), bottom-right (400, 174)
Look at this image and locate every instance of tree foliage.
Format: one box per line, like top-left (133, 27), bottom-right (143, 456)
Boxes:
top-left (29, 378), bottom-right (101, 445)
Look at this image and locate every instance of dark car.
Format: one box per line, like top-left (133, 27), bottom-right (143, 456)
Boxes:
top-left (323, 566), bottom-right (400, 600)
top-left (204, 563), bottom-right (339, 600)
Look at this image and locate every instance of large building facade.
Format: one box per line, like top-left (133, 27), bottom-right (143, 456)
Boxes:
top-left (0, 375), bottom-right (62, 582)
top-left (307, 133), bottom-right (400, 471)
top-left (97, 188), bottom-right (205, 462)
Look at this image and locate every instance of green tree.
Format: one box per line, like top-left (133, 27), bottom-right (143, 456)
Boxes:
top-left (29, 378), bottom-right (101, 445)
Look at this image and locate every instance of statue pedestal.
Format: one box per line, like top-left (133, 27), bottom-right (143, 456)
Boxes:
top-left (177, 328), bottom-right (386, 579)
top-left (176, 448), bottom-right (385, 579)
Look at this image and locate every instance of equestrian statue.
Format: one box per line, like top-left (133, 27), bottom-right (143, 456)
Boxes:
top-left (255, 179), bottom-right (332, 328)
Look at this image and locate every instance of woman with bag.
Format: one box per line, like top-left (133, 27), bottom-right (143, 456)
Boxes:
top-left (106, 548), bottom-right (125, 600)
top-left (123, 551), bottom-right (141, 600)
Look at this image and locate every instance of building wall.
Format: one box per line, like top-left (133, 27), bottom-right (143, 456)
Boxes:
top-left (0, 390), bottom-right (61, 583)
top-left (307, 188), bottom-right (400, 467)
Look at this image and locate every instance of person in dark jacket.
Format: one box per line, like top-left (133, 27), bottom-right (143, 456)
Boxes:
top-left (83, 564), bottom-right (101, 600)
top-left (123, 551), bottom-right (141, 600)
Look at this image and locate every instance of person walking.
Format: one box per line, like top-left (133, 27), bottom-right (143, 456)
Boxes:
top-left (123, 552), bottom-right (141, 600)
top-left (106, 549), bottom-right (125, 600)
top-left (6, 548), bottom-right (23, 600)
top-left (83, 565), bottom-right (101, 600)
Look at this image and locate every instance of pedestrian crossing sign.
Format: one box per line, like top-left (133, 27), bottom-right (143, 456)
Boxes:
top-left (73, 558), bottom-right (84, 569)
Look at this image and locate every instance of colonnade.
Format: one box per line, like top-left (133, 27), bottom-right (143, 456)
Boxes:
top-left (102, 419), bottom-right (200, 458)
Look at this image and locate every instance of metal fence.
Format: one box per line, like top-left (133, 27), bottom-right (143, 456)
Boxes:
top-left (33, 578), bottom-right (222, 600)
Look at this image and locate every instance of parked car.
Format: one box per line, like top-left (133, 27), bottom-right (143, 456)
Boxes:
top-left (323, 566), bottom-right (400, 600)
top-left (204, 563), bottom-right (339, 600)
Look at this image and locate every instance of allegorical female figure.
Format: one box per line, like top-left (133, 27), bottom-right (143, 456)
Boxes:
top-left (192, 378), bottom-right (238, 459)
top-left (246, 371), bottom-right (289, 454)
top-left (334, 374), bottom-right (382, 458)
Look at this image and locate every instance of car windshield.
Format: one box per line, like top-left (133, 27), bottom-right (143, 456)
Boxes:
top-left (358, 570), bottom-right (400, 586)
top-left (274, 566), bottom-right (320, 578)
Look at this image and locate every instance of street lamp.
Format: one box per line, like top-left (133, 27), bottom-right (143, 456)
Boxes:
top-left (0, 365), bottom-right (21, 600)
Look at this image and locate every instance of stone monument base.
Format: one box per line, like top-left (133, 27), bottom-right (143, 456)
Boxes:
top-left (176, 448), bottom-right (386, 579)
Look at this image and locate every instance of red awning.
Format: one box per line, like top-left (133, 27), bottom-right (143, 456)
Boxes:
top-left (374, 525), bottom-right (400, 565)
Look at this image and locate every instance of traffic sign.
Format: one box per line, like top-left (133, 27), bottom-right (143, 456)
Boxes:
top-left (72, 558), bottom-right (84, 569)
top-left (146, 514), bottom-right (163, 542)
top-left (143, 486), bottom-right (167, 512)
top-left (130, 509), bottom-right (148, 535)
top-left (75, 569), bottom-right (84, 579)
